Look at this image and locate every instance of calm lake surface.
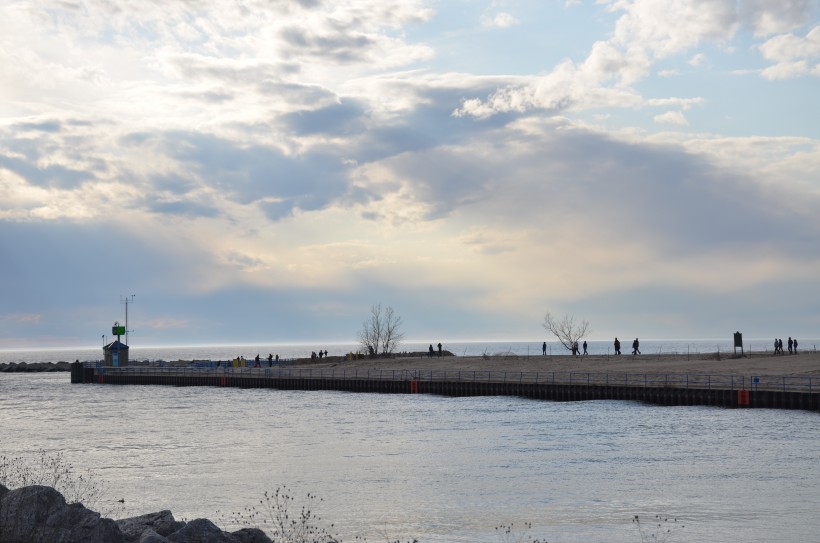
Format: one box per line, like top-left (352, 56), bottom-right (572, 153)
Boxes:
top-left (2, 372), bottom-right (820, 542)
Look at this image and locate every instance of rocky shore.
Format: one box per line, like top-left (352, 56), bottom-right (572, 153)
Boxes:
top-left (0, 361), bottom-right (72, 372)
top-left (0, 484), bottom-right (271, 543)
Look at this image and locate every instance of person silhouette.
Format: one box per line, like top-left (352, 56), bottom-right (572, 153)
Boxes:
top-left (583, 341), bottom-right (588, 356)
top-left (542, 341), bottom-right (547, 356)
top-left (614, 337), bottom-right (621, 355)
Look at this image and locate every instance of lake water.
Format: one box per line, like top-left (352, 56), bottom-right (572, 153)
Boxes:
top-left (2, 372), bottom-right (820, 542)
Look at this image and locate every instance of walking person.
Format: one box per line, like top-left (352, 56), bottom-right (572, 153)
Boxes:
top-left (614, 337), bottom-right (621, 355)
top-left (794, 338), bottom-right (798, 353)
top-left (788, 337), bottom-right (793, 354)
top-left (542, 341), bottom-right (547, 356)
top-left (582, 340), bottom-right (588, 356)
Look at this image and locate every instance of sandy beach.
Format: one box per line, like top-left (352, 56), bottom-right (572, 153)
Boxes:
top-left (293, 349), bottom-right (820, 378)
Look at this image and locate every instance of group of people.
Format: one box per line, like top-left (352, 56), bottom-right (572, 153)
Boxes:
top-left (774, 337), bottom-right (798, 355)
top-left (251, 353), bottom-right (280, 367)
top-left (428, 343), bottom-right (443, 357)
top-left (540, 341), bottom-right (589, 356)
top-left (572, 341), bottom-right (587, 356)
top-left (612, 337), bottom-right (640, 355)
top-left (310, 349), bottom-right (329, 360)
top-left (540, 338), bottom-right (645, 356)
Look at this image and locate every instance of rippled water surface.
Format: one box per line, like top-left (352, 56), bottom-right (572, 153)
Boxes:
top-left (2, 373), bottom-right (819, 542)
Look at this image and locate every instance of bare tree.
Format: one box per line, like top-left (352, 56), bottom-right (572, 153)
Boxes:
top-left (358, 303), bottom-right (404, 357)
top-left (542, 311), bottom-right (591, 353)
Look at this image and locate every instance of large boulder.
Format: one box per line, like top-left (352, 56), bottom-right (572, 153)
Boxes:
top-left (0, 485), bottom-right (124, 543)
top-left (138, 527), bottom-right (172, 543)
top-left (117, 510), bottom-right (185, 542)
top-left (164, 519), bottom-right (272, 543)
top-left (230, 528), bottom-right (272, 543)
top-left (166, 518), bottom-right (240, 543)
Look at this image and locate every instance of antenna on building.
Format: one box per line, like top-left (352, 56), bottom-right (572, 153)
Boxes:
top-left (121, 294), bottom-right (136, 345)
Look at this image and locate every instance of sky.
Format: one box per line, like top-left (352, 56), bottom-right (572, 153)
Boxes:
top-left (1, 0), bottom-right (819, 348)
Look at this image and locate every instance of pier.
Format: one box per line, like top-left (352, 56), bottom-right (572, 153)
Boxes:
top-left (70, 363), bottom-right (820, 411)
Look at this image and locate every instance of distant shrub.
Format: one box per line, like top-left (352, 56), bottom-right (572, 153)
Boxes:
top-left (0, 449), bottom-right (118, 516)
top-left (495, 521), bottom-right (547, 543)
top-left (231, 486), bottom-right (343, 543)
top-left (632, 514), bottom-right (684, 542)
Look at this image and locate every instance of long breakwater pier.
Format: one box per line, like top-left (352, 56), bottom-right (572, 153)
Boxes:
top-left (70, 362), bottom-right (820, 411)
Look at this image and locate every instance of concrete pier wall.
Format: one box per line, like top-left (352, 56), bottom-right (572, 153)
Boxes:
top-left (70, 363), bottom-right (820, 411)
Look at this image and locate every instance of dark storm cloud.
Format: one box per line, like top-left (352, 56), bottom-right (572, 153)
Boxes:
top-left (154, 131), bottom-right (352, 216)
top-left (0, 121), bottom-right (106, 189)
top-left (176, 89), bottom-right (235, 103)
top-left (142, 198), bottom-right (220, 219)
top-left (0, 152), bottom-right (92, 189)
top-left (172, 57), bottom-right (296, 86)
top-left (151, 173), bottom-right (200, 195)
top-left (15, 120), bottom-right (63, 133)
top-left (321, 83), bottom-right (525, 167)
top-left (0, 219), bottom-right (229, 343)
top-left (280, 99), bottom-right (366, 136)
top-left (0, 220), bottom-right (191, 312)
top-left (256, 81), bottom-right (335, 103)
top-left (375, 123), bottom-right (820, 255)
top-left (279, 26), bottom-right (375, 63)
top-left (527, 130), bottom-right (820, 252)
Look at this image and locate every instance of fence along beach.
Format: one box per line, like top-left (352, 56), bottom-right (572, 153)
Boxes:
top-left (72, 348), bottom-right (820, 411)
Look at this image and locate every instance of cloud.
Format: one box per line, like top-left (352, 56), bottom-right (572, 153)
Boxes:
top-left (281, 99), bottom-right (367, 136)
top-left (740, 0), bottom-right (814, 36)
top-left (481, 12), bottom-right (520, 29)
top-left (135, 131), bottom-right (354, 215)
top-left (758, 25), bottom-right (820, 79)
top-left (653, 110), bottom-right (689, 125)
top-left (1, 0), bottom-right (819, 345)
top-left (688, 52), bottom-right (706, 67)
top-left (454, 1), bottom-right (819, 119)
top-left (657, 69), bottom-right (680, 77)
top-left (647, 97), bottom-right (704, 110)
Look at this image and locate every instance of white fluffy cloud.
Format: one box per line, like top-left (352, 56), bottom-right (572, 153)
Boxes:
top-left (759, 25), bottom-right (820, 79)
top-left (453, 0), bottom-right (818, 119)
top-left (653, 110), bottom-right (689, 125)
top-left (481, 12), bottom-right (520, 29)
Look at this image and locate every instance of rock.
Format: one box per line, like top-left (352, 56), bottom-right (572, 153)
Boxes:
top-left (139, 527), bottom-right (172, 543)
top-left (0, 361), bottom-right (72, 372)
top-left (230, 528), bottom-right (272, 543)
top-left (0, 485), bottom-right (124, 543)
top-left (0, 484), bottom-right (8, 500)
top-left (117, 510), bottom-right (185, 542)
top-left (166, 518), bottom-right (240, 543)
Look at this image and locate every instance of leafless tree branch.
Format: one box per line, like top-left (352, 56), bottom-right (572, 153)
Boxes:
top-left (542, 311), bottom-right (591, 352)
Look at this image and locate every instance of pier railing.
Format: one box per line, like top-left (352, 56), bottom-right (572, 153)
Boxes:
top-left (94, 366), bottom-right (816, 393)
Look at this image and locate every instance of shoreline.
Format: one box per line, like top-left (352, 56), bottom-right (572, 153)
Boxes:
top-left (6, 350), bottom-right (819, 378)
